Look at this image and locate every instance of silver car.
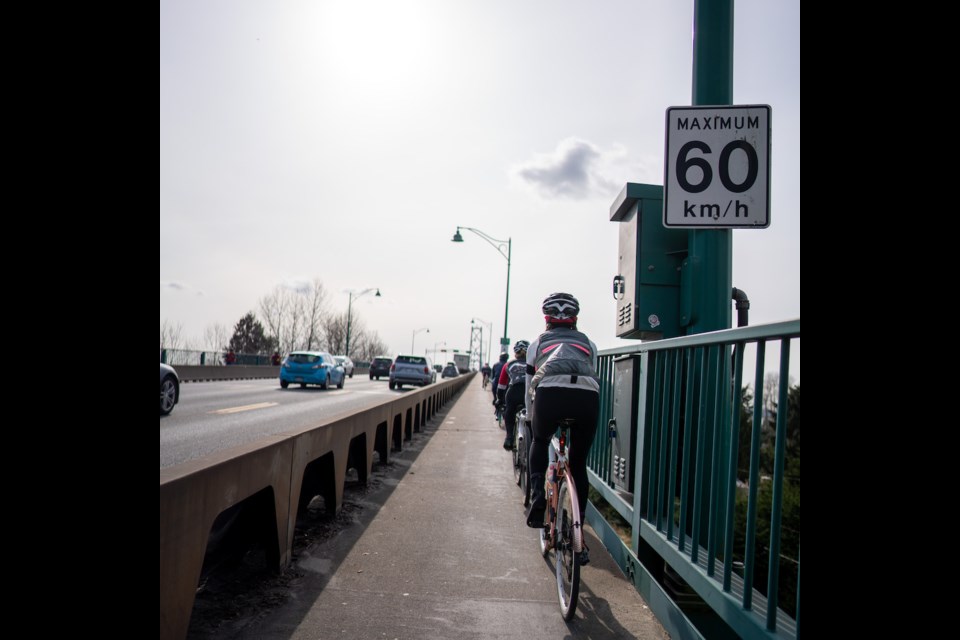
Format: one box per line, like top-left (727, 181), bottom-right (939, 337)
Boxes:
top-left (333, 355), bottom-right (355, 378)
top-left (389, 355), bottom-right (435, 389)
top-left (160, 363), bottom-right (180, 415)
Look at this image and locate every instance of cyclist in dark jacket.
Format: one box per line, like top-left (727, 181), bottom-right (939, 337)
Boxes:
top-left (524, 292), bottom-right (599, 553)
top-left (490, 351), bottom-right (509, 413)
top-left (496, 340), bottom-right (529, 450)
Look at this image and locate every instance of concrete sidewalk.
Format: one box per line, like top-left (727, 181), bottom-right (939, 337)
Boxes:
top-left (237, 379), bottom-right (669, 639)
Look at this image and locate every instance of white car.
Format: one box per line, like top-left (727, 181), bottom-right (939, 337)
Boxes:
top-left (334, 356), bottom-right (355, 378)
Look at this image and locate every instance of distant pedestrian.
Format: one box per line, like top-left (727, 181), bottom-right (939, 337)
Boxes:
top-left (225, 349), bottom-right (236, 365)
top-left (271, 351), bottom-right (282, 366)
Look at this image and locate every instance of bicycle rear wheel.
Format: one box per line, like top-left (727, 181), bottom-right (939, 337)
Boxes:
top-left (513, 428), bottom-right (523, 486)
top-left (555, 478), bottom-right (581, 621)
top-left (515, 424), bottom-right (530, 506)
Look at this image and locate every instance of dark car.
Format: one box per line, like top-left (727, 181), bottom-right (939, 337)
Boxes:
top-left (160, 363), bottom-right (180, 415)
top-left (441, 362), bottom-right (460, 378)
top-left (369, 356), bottom-right (393, 380)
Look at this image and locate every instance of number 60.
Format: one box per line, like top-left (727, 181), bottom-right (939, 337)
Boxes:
top-left (676, 140), bottom-right (759, 194)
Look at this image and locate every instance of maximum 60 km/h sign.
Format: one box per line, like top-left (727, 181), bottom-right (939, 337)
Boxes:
top-left (664, 105), bottom-right (771, 228)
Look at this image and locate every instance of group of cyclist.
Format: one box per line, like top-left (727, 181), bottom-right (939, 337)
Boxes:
top-left (488, 292), bottom-right (600, 564)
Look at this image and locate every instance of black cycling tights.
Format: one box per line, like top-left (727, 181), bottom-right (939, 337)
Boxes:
top-left (529, 387), bottom-right (599, 516)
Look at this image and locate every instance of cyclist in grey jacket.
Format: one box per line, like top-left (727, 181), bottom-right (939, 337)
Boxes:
top-left (524, 292), bottom-right (600, 545)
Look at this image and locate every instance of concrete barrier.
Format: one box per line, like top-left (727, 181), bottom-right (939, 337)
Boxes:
top-left (159, 373), bottom-right (473, 640)
top-left (175, 365), bottom-right (278, 382)
top-left (176, 365), bottom-right (371, 382)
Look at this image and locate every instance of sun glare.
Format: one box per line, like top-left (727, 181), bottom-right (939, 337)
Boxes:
top-left (318, 1), bottom-right (435, 90)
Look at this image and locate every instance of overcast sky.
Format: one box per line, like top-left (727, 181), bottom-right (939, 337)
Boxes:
top-left (160, 0), bottom-right (800, 372)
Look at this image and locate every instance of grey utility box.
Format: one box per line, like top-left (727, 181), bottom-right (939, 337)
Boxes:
top-left (610, 354), bottom-right (641, 493)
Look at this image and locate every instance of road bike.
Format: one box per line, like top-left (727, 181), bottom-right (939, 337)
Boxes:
top-left (512, 408), bottom-right (531, 507)
top-left (537, 418), bottom-right (583, 621)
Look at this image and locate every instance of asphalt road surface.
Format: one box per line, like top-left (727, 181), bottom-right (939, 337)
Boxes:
top-left (160, 377), bottom-right (419, 469)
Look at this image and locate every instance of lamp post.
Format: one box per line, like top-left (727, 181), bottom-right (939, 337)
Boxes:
top-left (432, 340), bottom-right (446, 360)
top-left (453, 227), bottom-right (511, 353)
top-left (411, 327), bottom-right (430, 353)
top-left (345, 287), bottom-right (381, 358)
top-left (471, 317), bottom-right (493, 368)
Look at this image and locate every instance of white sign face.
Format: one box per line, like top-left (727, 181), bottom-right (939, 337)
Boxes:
top-left (664, 105), bottom-right (771, 228)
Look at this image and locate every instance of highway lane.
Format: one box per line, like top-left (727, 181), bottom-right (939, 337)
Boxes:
top-left (159, 377), bottom-right (417, 470)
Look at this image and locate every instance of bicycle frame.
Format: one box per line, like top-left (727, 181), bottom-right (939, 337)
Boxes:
top-left (541, 425), bottom-right (583, 554)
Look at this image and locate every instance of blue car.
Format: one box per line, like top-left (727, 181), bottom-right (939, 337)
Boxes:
top-left (279, 351), bottom-right (345, 390)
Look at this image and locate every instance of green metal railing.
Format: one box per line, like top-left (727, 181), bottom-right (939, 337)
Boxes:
top-left (587, 319), bottom-right (800, 640)
top-left (159, 348), bottom-right (273, 366)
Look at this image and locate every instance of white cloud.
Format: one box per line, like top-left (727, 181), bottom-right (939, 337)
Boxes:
top-left (160, 281), bottom-right (203, 296)
top-left (511, 138), bottom-right (626, 200)
top-left (281, 278), bottom-right (312, 295)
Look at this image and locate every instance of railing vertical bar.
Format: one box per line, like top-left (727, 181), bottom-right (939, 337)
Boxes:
top-left (602, 355), bottom-right (613, 484)
top-left (606, 356), bottom-right (616, 484)
top-left (706, 343), bottom-right (726, 577)
top-left (667, 348), bottom-right (684, 542)
top-left (647, 352), bottom-right (664, 524)
top-left (722, 341), bottom-right (745, 592)
top-left (678, 347), bottom-right (696, 554)
top-left (766, 338), bottom-right (791, 631)
top-left (691, 345), bottom-right (711, 565)
top-left (656, 351), bottom-right (675, 532)
top-left (743, 340), bottom-right (766, 609)
top-left (590, 356), bottom-right (609, 481)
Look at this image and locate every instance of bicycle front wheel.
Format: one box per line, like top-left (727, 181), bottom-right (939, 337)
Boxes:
top-left (555, 478), bottom-right (581, 621)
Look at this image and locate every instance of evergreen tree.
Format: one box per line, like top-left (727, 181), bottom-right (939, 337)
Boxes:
top-left (228, 312), bottom-right (272, 354)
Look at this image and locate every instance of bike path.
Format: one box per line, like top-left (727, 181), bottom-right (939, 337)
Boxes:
top-left (241, 380), bottom-right (670, 639)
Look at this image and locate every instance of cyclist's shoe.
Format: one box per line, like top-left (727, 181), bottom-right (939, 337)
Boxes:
top-left (526, 475), bottom-right (546, 528)
top-left (580, 543), bottom-right (590, 566)
top-left (503, 437), bottom-right (514, 451)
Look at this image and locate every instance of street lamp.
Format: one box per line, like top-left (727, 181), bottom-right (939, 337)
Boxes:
top-left (345, 287), bottom-right (381, 357)
top-left (411, 327), bottom-right (430, 353)
top-left (432, 340), bottom-right (446, 359)
top-left (471, 317), bottom-right (493, 368)
top-left (453, 227), bottom-right (511, 353)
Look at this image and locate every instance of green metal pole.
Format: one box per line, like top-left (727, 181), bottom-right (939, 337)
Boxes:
top-left (690, 0), bottom-right (733, 335)
top-left (502, 238), bottom-right (511, 351)
top-left (689, 0), bottom-right (734, 568)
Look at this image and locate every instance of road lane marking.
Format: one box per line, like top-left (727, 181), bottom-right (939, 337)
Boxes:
top-left (210, 402), bottom-right (279, 415)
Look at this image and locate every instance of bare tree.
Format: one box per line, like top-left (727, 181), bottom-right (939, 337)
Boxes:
top-left (203, 322), bottom-right (230, 351)
top-left (323, 311), bottom-right (349, 354)
top-left (763, 372), bottom-right (779, 419)
top-left (303, 278), bottom-right (328, 350)
top-left (259, 287), bottom-right (290, 352)
top-left (354, 331), bottom-right (389, 362)
top-left (259, 279), bottom-right (330, 353)
top-left (160, 320), bottom-right (187, 352)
